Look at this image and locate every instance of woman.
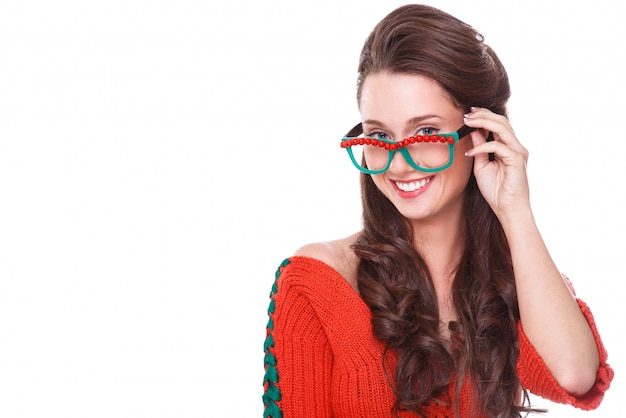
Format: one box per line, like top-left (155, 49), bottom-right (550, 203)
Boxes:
top-left (263, 4), bottom-right (613, 417)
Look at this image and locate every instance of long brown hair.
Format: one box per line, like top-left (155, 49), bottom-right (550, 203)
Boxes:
top-left (353, 5), bottom-right (541, 417)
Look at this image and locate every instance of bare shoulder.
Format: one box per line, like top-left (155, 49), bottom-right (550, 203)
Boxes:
top-left (294, 232), bottom-right (361, 292)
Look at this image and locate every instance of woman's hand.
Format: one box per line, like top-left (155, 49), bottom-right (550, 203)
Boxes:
top-left (463, 107), bottom-right (530, 221)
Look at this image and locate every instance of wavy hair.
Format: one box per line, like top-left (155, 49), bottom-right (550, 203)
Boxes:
top-left (353, 5), bottom-right (542, 417)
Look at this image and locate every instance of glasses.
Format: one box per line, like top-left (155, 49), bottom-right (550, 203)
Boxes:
top-left (340, 123), bottom-right (476, 174)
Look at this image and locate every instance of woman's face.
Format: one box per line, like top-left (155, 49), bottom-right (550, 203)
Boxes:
top-left (359, 72), bottom-right (474, 223)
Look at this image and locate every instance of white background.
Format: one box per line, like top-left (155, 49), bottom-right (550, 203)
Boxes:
top-left (0, 0), bottom-right (623, 416)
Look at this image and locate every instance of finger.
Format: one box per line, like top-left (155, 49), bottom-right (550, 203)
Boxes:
top-left (466, 139), bottom-right (525, 166)
top-left (463, 108), bottom-right (525, 154)
top-left (486, 131), bottom-right (495, 161)
top-left (469, 128), bottom-right (528, 164)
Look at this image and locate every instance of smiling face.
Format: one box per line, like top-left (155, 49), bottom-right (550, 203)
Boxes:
top-left (358, 72), bottom-right (474, 224)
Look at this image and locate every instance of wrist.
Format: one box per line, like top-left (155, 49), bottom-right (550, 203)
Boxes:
top-left (496, 204), bottom-right (535, 233)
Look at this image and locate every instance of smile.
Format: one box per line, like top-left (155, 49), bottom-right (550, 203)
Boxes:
top-left (394, 177), bottom-right (431, 192)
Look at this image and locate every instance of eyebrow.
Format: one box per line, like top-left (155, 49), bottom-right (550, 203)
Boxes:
top-left (362, 114), bottom-right (442, 129)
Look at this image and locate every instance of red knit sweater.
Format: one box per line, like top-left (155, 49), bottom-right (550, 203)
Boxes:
top-left (263, 256), bottom-right (613, 417)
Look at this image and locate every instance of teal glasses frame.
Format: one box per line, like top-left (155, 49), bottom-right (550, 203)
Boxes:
top-left (340, 123), bottom-right (476, 174)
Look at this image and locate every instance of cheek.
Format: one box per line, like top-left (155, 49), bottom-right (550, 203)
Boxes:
top-left (370, 174), bottom-right (399, 202)
top-left (455, 141), bottom-right (473, 170)
top-left (370, 174), bottom-right (387, 192)
top-left (457, 137), bottom-right (473, 155)
top-left (448, 147), bottom-right (474, 183)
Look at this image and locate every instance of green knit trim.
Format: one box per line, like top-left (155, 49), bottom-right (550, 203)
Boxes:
top-left (263, 258), bottom-right (290, 418)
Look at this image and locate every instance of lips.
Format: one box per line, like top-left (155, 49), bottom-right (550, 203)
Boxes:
top-left (394, 177), bottom-right (432, 192)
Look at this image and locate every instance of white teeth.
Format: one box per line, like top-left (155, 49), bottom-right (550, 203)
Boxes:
top-left (395, 178), bottom-right (430, 192)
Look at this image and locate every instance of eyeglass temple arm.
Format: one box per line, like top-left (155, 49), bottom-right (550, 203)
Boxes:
top-left (456, 125), bottom-right (475, 139)
top-left (344, 123), bottom-right (363, 138)
top-left (457, 125), bottom-right (494, 161)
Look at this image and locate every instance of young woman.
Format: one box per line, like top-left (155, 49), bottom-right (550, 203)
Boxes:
top-left (263, 4), bottom-right (613, 417)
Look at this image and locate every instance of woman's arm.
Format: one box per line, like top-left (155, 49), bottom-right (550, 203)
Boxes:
top-left (502, 209), bottom-right (599, 396)
top-left (464, 108), bottom-right (600, 396)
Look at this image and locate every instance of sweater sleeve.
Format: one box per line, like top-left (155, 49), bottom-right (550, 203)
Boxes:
top-left (263, 259), bottom-right (333, 418)
top-left (516, 298), bottom-right (614, 410)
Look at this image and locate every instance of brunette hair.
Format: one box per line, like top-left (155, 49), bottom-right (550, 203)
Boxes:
top-left (353, 5), bottom-right (542, 417)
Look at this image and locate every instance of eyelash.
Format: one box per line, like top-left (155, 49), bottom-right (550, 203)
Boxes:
top-left (366, 126), bottom-right (439, 141)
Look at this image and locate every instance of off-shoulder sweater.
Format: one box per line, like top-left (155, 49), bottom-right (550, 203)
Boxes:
top-left (263, 256), bottom-right (613, 417)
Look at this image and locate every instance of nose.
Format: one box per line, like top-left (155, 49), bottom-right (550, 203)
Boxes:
top-left (387, 150), bottom-right (413, 174)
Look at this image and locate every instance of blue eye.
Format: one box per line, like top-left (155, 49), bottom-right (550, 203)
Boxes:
top-left (369, 131), bottom-right (391, 141)
top-left (417, 127), bottom-right (438, 136)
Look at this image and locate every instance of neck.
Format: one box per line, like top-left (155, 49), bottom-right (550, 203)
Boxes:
top-left (411, 208), bottom-right (466, 330)
top-left (410, 202), bottom-right (466, 285)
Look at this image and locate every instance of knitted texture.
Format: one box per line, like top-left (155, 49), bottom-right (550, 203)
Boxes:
top-left (517, 299), bottom-right (614, 410)
top-left (263, 256), bottom-right (613, 417)
top-left (262, 258), bottom-right (290, 418)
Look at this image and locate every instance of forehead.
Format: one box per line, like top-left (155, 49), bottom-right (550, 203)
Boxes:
top-left (359, 72), bottom-right (458, 121)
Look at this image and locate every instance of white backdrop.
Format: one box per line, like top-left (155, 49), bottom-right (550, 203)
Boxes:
top-left (0, 0), bottom-right (623, 416)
